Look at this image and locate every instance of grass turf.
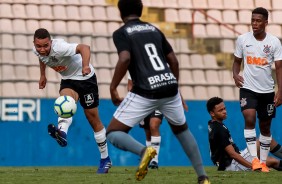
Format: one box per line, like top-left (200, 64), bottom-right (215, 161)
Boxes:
top-left (0, 166), bottom-right (282, 184)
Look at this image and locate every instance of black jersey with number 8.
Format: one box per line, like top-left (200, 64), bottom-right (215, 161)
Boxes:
top-left (113, 19), bottom-right (178, 99)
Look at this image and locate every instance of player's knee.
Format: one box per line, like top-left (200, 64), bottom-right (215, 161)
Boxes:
top-left (106, 128), bottom-right (130, 137)
top-left (150, 125), bottom-right (159, 132)
top-left (168, 122), bottom-right (188, 135)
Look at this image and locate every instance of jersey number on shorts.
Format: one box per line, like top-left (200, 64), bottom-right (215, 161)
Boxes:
top-left (144, 43), bottom-right (165, 71)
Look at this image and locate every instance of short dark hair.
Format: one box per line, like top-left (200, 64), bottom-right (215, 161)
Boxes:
top-left (252, 7), bottom-right (268, 20)
top-left (34, 28), bottom-right (51, 40)
top-left (206, 97), bottom-right (223, 113)
top-left (118, 0), bottom-right (143, 19)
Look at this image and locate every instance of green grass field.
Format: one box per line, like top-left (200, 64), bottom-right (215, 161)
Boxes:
top-left (0, 166), bottom-right (282, 184)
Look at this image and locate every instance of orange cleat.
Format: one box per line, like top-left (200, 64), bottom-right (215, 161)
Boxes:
top-left (252, 158), bottom-right (262, 171)
top-left (261, 163), bottom-right (270, 173)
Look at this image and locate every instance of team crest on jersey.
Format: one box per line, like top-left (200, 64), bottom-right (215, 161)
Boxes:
top-left (263, 45), bottom-right (271, 54)
top-left (240, 98), bottom-right (247, 107)
top-left (267, 104), bottom-right (275, 116)
top-left (50, 56), bottom-right (59, 63)
top-left (84, 93), bottom-right (94, 106)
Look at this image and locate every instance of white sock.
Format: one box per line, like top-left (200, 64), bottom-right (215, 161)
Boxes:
top-left (146, 140), bottom-right (151, 147)
top-left (244, 129), bottom-right (257, 160)
top-left (151, 136), bottom-right (161, 163)
top-left (58, 117), bottom-right (72, 134)
top-left (259, 134), bottom-right (272, 164)
top-left (94, 128), bottom-right (108, 159)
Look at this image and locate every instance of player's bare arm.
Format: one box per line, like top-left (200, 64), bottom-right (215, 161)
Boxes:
top-left (232, 56), bottom-right (244, 88)
top-left (274, 60), bottom-right (282, 107)
top-left (225, 144), bottom-right (252, 169)
top-left (127, 79), bottom-right (133, 91)
top-left (76, 44), bottom-right (91, 76)
top-left (39, 59), bottom-right (47, 89)
top-left (180, 92), bottom-right (188, 111)
top-left (165, 52), bottom-right (179, 81)
top-left (110, 50), bottom-right (130, 106)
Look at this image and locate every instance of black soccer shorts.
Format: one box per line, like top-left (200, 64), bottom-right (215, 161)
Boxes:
top-left (60, 74), bottom-right (99, 109)
top-left (239, 88), bottom-right (275, 120)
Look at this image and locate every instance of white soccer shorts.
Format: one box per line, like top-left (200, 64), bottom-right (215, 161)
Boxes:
top-left (114, 91), bottom-right (186, 127)
top-left (225, 148), bottom-right (252, 171)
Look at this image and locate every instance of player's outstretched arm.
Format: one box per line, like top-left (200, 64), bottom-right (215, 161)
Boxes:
top-left (225, 144), bottom-right (252, 169)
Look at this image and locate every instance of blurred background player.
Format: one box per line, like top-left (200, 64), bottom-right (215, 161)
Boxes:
top-left (140, 110), bottom-right (162, 169)
top-left (207, 97), bottom-right (282, 171)
top-left (128, 76), bottom-right (163, 169)
top-left (232, 7), bottom-right (282, 172)
top-left (106, 0), bottom-right (209, 183)
top-left (33, 28), bottom-right (111, 173)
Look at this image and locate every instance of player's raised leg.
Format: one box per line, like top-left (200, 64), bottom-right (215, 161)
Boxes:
top-left (47, 117), bottom-right (72, 147)
top-left (48, 88), bottom-right (78, 147)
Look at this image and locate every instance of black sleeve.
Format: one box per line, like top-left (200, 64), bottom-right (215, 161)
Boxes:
top-left (217, 126), bottom-right (232, 149)
top-left (113, 29), bottom-right (130, 54)
top-left (160, 31), bottom-right (173, 55)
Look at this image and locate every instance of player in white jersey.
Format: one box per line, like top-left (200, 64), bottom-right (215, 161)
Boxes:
top-left (33, 28), bottom-right (112, 173)
top-left (232, 7), bottom-right (282, 172)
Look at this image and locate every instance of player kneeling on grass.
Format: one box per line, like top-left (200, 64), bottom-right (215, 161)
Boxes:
top-left (33, 28), bottom-right (111, 173)
top-left (207, 97), bottom-right (282, 171)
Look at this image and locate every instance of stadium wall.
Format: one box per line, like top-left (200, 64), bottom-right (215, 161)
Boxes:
top-left (0, 98), bottom-right (281, 166)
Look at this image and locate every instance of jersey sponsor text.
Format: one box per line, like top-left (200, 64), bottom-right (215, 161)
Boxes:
top-left (246, 56), bottom-right (268, 66)
top-left (148, 73), bottom-right (177, 89)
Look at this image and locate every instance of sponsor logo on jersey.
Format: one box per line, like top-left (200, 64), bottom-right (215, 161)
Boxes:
top-left (246, 56), bottom-right (268, 66)
top-left (240, 98), bottom-right (247, 107)
top-left (84, 93), bottom-right (94, 106)
top-left (52, 65), bottom-right (68, 72)
top-left (148, 72), bottom-right (177, 89)
top-left (126, 24), bottom-right (156, 34)
top-left (246, 45), bottom-right (252, 47)
top-left (267, 104), bottom-right (274, 116)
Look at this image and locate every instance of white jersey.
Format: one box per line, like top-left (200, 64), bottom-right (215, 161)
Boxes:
top-left (234, 32), bottom-right (282, 93)
top-left (33, 39), bottom-right (95, 80)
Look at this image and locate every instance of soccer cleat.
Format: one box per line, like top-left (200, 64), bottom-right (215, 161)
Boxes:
top-left (96, 156), bottom-right (112, 174)
top-left (252, 158), bottom-right (262, 171)
top-left (135, 147), bottom-right (157, 181)
top-left (261, 163), bottom-right (270, 172)
top-left (48, 124), bottom-right (67, 147)
top-left (148, 161), bottom-right (159, 169)
top-left (198, 175), bottom-right (211, 184)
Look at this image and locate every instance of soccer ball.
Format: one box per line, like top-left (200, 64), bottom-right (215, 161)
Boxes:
top-left (54, 96), bottom-right (77, 118)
